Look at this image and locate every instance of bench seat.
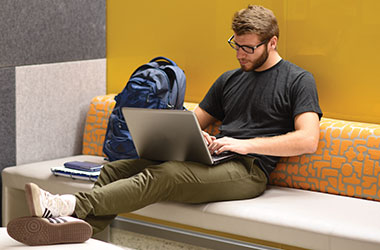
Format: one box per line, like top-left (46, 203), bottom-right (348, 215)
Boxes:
top-left (3, 156), bottom-right (380, 250)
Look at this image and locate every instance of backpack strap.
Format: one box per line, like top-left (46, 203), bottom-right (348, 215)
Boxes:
top-left (162, 66), bottom-right (185, 108)
top-left (150, 56), bottom-right (177, 66)
top-left (128, 57), bottom-right (175, 78)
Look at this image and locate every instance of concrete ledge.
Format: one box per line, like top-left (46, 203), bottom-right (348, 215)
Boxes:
top-left (112, 215), bottom-right (280, 250)
top-left (0, 227), bottom-right (125, 249)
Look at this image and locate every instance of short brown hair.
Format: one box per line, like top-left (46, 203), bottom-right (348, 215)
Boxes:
top-left (232, 5), bottom-right (279, 41)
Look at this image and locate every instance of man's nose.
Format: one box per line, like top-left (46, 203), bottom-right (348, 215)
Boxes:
top-left (236, 47), bottom-right (246, 58)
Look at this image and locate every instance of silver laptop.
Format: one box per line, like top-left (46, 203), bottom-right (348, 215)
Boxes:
top-left (122, 107), bottom-right (236, 165)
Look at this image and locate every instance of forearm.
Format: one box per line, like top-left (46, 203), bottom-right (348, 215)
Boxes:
top-left (209, 112), bottom-right (320, 157)
top-left (210, 130), bottom-right (319, 157)
top-left (245, 130), bottom-right (319, 157)
top-left (246, 112), bottom-right (320, 156)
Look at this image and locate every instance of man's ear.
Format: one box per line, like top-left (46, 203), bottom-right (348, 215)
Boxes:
top-left (269, 36), bottom-right (278, 50)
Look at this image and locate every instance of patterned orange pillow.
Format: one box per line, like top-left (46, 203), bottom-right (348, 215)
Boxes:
top-left (82, 94), bottom-right (116, 156)
top-left (270, 118), bottom-right (380, 201)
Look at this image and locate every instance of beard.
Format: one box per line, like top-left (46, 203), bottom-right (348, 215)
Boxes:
top-left (240, 45), bottom-right (269, 72)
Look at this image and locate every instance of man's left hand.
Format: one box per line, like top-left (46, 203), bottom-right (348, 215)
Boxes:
top-left (208, 137), bottom-right (251, 155)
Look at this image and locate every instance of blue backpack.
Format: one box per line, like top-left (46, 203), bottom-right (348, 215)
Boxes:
top-left (103, 57), bottom-right (186, 161)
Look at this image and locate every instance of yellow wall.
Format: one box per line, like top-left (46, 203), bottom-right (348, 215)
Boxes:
top-left (107, 0), bottom-right (380, 124)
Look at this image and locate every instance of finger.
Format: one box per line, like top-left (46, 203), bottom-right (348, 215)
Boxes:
top-left (210, 141), bottom-right (228, 155)
top-left (215, 145), bottom-right (229, 154)
top-left (207, 142), bottom-right (216, 154)
top-left (207, 136), bottom-right (216, 146)
top-left (202, 132), bottom-right (212, 145)
top-left (208, 141), bottom-right (220, 154)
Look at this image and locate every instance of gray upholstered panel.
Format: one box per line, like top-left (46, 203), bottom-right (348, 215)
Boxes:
top-left (0, 0), bottom-right (105, 67)
top-left (0, 67), bottom-right (16, 169)
top-left (0, 0), bottom-right (106, 224)
top-left (15, 59), bottom-right (106, 165)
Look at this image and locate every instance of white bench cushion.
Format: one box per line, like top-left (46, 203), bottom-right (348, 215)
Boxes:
top-left (131, 186), bottom-right (380, 250)
top-left (2, 155), bottom-right (106, 193)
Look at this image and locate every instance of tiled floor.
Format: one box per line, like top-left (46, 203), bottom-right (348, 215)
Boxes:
top-left (110, 227), bottom-right (210, 250)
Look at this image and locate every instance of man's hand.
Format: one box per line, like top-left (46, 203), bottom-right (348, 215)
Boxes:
top-left (207, 136), bottom-right (250, 155)
top-left (202, 131), bottom-right (216, 146)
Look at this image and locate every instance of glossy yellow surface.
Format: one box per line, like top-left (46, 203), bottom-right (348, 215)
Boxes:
top-left (107, 0), bottom-right (380, 124)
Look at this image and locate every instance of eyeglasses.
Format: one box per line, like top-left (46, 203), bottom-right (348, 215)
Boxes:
top-left (228, 35), bottom-right (267, 54)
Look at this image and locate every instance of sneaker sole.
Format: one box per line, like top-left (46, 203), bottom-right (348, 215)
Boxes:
top-left (25, 183), bottom-right (42, 217)
top-left (7, 216), bottom-right (92, 246)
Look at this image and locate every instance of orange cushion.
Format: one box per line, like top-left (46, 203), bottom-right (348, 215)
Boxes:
top-left (269, 118), bottom-right (380, 201)
top-left (82, 94), bottom-right (116, 156)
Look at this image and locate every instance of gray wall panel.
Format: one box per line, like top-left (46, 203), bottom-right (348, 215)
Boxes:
top-left (0, 0), bottom-right (106, 224)
top-left (0, 0), bottom-right (105, 67)
top-left (0, 67), bottom-right (16, 169)
top-left (16, 59), bottom-right (106, 165)
top-left (0, 67), bottom-right (16, 226)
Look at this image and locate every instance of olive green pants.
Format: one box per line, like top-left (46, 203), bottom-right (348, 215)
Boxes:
top-left (74, 157), bottom-right (267, 234)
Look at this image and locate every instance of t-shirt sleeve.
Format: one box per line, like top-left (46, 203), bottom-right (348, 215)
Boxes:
top-left (291, 72), bottom-right (323, 119)
top-left (198, 74), bottom-right (226, 121)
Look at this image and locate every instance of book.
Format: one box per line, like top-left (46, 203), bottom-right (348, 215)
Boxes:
top-left (51, 166), bottom-right (101, 182)
top-left (63, 161), bottom-right (103, 172)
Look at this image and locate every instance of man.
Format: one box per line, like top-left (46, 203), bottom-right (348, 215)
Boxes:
top-left (7, 5), bottom-right (322, 246)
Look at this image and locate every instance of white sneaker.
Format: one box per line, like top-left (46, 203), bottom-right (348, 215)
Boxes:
top-left (25, 183), bottom-right (76, 218)
top-left (7, 216), bottom-right (92, 246)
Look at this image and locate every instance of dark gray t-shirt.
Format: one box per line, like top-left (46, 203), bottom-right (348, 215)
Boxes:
top-left (199, 60), bottom-right (322, 177)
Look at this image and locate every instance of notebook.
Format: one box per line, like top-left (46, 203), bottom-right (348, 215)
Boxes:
top-left (122, 107), bottom-right (236, 165)
top-left (50, 161), bottom-right (105, 182)
top-left (51, 166), bottom-right (101, 182)
top-left (63, 161), bottom-right (103, 172)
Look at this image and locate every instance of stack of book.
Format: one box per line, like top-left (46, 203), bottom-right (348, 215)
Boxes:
top-left (51, 161), bottom-right (104, 182)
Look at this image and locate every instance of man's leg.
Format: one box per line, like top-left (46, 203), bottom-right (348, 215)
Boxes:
top-left (74, 156), bottom-right (267, 233)
top-left (166, 156), bottom-right (267, 203)
top-left (22, 159), bottom-right (159, 234)
top-left (75, 158), bottom-right (160, 234)
top-left (94, 158), bottom-right (161, 189)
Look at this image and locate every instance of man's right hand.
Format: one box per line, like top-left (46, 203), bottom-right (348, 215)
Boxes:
top-left (202, 131), bottom-right (216, 147)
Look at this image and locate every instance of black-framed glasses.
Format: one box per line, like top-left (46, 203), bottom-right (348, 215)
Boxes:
top-left (228, 35), bottom-right (267, 54)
